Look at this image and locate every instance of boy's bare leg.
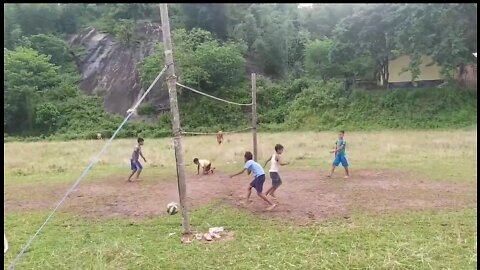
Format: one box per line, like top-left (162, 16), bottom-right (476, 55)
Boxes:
top-left (266, 186), bottom-right (277, 198)
top-left (327, 165), bottom-right (336, 177)
top-left (265, 186), bottom-right (274, 196)
top-left (257, 193), bottom-right (277, 210)
top-left (135, 169), bottom-right (142, 180)
top-left (246, 186), bottom-right (253, 202)
top-left (344, 167), bottom-right (350, 178)
top-left (270, 188), bottom-right (277, 198)
top-left (127, 170), bottom-right (137, 182)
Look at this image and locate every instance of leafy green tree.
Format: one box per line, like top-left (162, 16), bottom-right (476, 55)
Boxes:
top-left (305, 39), bottom-right (339, 80)
top-left (230, 11), bottom-right (260, 48)
top-left (27, 34), bottom-right (76, 71)
top-left (115, 19), bottom-right (136, 45)
top-left (334, 4), bottom-right (401, 88)
top-left (181, 4), bottom-right (229, 40)
top-left (4, 47), bottom-right (60, 92)
top-left (393, 4), bottom-right (477, 79)
top-left (4, 47), bottom-right (61, 134)
top-left (298, 4), bottom-right (357, 39)
top-left (9, 4), bottom-right (61, 36)
top-left (35, 103), bottom-right (60, 133)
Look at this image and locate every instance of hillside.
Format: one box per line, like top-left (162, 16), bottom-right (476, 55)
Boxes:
top-left (3, 4), bottom-right (477, 140)
top-left (69, 22), bottom-right (164, 115)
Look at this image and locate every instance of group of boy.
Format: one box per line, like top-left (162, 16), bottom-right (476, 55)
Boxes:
top-left (127, 131), bottom-right (350, 211)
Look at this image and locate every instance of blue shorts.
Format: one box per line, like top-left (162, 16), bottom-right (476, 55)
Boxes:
top-left (131, 160), bottom-right (143, 171)
top-left (333, 155), bottom-right (349, 167)
top-left (269, 172), bottom-right (282, 188)
top-left (250, 174), bottom-right (266, 193)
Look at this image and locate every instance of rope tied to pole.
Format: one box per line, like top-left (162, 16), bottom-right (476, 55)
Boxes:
top-left (181, 127), bottom-right (252, 136)
top-left (176, 82), bottom-right (253, 106)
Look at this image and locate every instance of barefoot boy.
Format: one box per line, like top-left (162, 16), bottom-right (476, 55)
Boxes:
top-left (230, 151), bottom-right (277, 211)
top-left (127, 138), bottom-right (147, 182)
top-left (264, 144), bottom-right (289, 199)
top-left (216, 131), bottom-right (223, 145)
top-left (327, 131), bottom-right (350, 179)
top-left (193, 158), bottom-right (215, 175)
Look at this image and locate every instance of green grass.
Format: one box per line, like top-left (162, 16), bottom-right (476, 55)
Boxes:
top-left (4, 130), bottom-right (477, 269)
top-left (5, 130), bottom-right (475, 186)
top-left (4, 204), bottom-right (477, 269)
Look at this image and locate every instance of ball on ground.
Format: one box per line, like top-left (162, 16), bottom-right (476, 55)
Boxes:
top-left (167, 202), bottom-right (178, 215)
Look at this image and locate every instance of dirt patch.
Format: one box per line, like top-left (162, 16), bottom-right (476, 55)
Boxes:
top-left (4, 169), bottom-right (477, 222)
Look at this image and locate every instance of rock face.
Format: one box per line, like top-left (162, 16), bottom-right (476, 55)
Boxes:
top-left (69, 22), bottom-right (164, 115)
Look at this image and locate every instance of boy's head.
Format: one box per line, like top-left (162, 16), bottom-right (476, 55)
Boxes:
top-left (274, 144), bottom-right (284, 154)
top-left (137, 138), bottom-right (144, 145)
top-left (193, 158), bottom-right (199, 164)
top-left (244, 151), bottom-right (253, 162)
top-left (338, 131), bottom-right (345, 140)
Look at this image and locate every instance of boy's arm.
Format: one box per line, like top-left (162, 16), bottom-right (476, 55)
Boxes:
top-left (197, 164), bottom-right (200, 175)
top-left (329, 144), bottom-right (336, 153)
top-left (264, 157), bottom-right (271, 168)
top-left (139, 149), bottom-right (147, 162)
top-left (278, 155), bottom-right (289, 166)
top-left (230, 168), bottom-right (246, 178)
top-left (334, 143), bottom-right (345, 153)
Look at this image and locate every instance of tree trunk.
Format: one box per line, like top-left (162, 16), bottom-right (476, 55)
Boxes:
top-left (385, 57), bottom-right (389, 90)
top-left (380, 57), bottom-right (389, 89)
top-left (458, 63), bottom-right (466, 87)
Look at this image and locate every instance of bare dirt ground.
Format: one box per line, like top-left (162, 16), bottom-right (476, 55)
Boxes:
top-left (4, 169), bottom-right (477, 222)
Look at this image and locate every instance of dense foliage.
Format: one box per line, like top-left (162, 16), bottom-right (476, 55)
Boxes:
top-left (3, 4), bottom-right (477, 140)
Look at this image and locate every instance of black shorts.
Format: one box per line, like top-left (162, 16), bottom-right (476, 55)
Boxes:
top-left (270, 172), bottom-right (282, 188)
top-left (249, 174), bottom-right (266, 193)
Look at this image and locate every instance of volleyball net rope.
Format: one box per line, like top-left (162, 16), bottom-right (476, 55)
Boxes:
top-left (176, 82), bottom-right (253, 136)
top-left (7, 67), bottom-right (255, 269)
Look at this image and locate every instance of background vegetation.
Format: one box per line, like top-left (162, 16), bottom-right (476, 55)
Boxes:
top-left (3, 4), bottom-right (477, 140)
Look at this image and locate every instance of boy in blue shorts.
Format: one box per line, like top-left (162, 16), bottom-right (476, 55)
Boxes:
top-left (327, 131), bottom-right (350, 179)
top-left (127, 138), bottom-right (147, 182)
top-left (230, 151), bottom-right (277, 211)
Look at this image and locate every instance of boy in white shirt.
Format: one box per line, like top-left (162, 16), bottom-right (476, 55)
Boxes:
top-left (264, 144), bottom-right (289, 199)
top-left (193, 158), bottom-right (215, 175)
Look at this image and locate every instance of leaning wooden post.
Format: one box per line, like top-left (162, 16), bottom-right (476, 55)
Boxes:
top-left (251, 73), bottom-right (258, 161)
top-left (159, 4), bottom-right (191, 239)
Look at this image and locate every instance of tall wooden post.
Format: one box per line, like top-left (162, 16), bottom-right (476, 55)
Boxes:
top-left (251, 73), bottom-right (258, 161)
top-left (159, 4), bottom-right (191, 238)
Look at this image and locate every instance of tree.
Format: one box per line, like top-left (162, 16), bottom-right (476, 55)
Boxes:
top-left (298, 4), bottom-right (357, 39)
top-left (10, 4), bottom-right (62, 36)
top-left (231, 11), bottom-right (259, 48)
top-left (115, 19), bottom-right (136, 45)
top-left (140, 28), bottom-right (245, 95)
top-left (4, 47), bottom-right (60, 92)
top-left (35, 103), bottom-right (60, 133)
top-left (334, 4), bottom-right (401, 88)
top-left (305, 39), bottom-right (339, 80)
top-left (193, 41), bottom-right (246, 90)
top-left (27, 34), bottom-right (76, 71)
top-left (4, 4), bottom-right (23, 49)
top-left (4, 48), bottom-right (61, 134)
top-left (393, 4), bottom-right (477, 80)
top-left (181, 4), bottom-right (229, 40)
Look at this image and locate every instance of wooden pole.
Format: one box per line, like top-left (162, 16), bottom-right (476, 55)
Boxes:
top-left (159, 4), bottom-right (191, 239)
top-left (251, 73), bottom-right (258, 161)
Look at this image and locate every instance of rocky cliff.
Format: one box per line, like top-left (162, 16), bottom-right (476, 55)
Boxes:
top-left (69, 22), bottom-right (165, 116)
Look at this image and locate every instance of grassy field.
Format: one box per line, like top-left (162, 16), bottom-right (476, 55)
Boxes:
top-left (4, 130), bottom-right (478, 269)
